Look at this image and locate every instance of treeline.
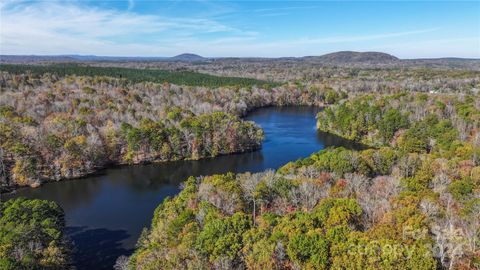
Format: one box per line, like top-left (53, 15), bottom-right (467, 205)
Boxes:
top-left (119, 110), bottom-right (264, 162)
top-left (0, 64), bottom-right (277, 88)
top-left (0, 68), bottom-right (342, 190)
top-left (128, 92), bottom-right (480, 270)
top-left (2, 64), bottom-right (480, 269)
top-left (0, 105), bottom-right (262, 189)
top-left (102, 59), bottom-right (480, 93)
top-left (129, 145), bottom-right (479, 269)
top-left (317, 92), bottom-right (480, 154)
top-left (0, 198), bottom-right (70, 269)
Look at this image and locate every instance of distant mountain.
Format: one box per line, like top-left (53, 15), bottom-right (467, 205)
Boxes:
top-left (2, 52), bottom-right (478, 69)
top-left (304, 51), bottom-right (400, 64)
top-left (0, 54), bottom-right (209, 63)
top-left (0, 55), bottom-right (78, 63)
top-left (0, 55), bottom-right (171, 63)
top-left (170, 53), bottom-right (206, 62)
top-left (66, 55), bottom-right (167, 61)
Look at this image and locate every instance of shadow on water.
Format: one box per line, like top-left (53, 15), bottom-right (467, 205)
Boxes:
top-left (67, 226), bottom-right (132, 270)
top-left (316, 130), bottom-right (368, 151)
top-left (6, 106), bottom-right (365, 269)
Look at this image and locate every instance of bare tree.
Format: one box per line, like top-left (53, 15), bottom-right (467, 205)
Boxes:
top-left (289, 180), bottom-right (330, 210)
top-left (431, 173), bottom-right (451, 194)
top-left (238, 172), bottom-right (262, 225)
top-left (432, 195), bottom-right (467, 270)
top-left (114, 256), bottom-right (130, 270)
top-left (356, 175), bottom-right (400, 227)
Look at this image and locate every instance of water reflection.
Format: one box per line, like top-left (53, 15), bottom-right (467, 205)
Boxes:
top-left (67, 226), bottom-right (131, 270)
top-left (7, 106), bottom-right (363, 269)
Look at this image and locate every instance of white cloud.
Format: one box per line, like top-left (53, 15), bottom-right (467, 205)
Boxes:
top-left (127, 0), bottom-right (135, 11)
top-left (0, 0), bottom-right (239, 55)
top-left (0, 1), bottom-right (477, 58)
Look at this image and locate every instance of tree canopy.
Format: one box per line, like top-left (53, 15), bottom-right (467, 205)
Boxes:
top-left (0, 198), bottom-right (70, 269)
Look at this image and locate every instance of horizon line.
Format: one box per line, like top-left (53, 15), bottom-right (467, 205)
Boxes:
top-left (1, 52), bottom-right (480, 61)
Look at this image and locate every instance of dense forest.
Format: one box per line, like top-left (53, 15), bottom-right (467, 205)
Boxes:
top-left (0, 66), bottom-right (338, 190)
top-left (85, 59), bottom-right (480, 93)
top-left (129, 144), bottom-right (479, 269)
top-left (0, 198), bottom-right (70, 269)
top-left (0, 64), bottom-right (277, 88)
top-left (126, 91), bottom-right (479, 269)
top-left (1, 60), bottom-right (479, 270)
top-left (317, 92), bottom-right (480, 150)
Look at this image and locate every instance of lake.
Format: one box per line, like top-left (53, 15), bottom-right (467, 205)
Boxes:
top-left (6, 106), bottom-right (361, 269)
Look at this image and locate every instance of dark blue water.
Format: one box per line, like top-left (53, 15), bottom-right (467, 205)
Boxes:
top-left (7, 106), bottom-right (361, 269)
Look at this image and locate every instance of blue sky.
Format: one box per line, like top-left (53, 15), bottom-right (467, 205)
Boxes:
top-left (1, 1), bottom-right (479, 58)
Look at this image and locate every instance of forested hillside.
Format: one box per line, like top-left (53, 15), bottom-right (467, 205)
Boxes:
top-left (86, 58), bottom-right (480, 85)
top-left (1, 61), bottom-right (479, 270)
top-left (0, 66), bottom-right (337, 190)
top-left (130, 92), bottom-right (480, 269)
top-left (317, 92), bottom-right (480, 150)
top-left (0, 64), bottom-right (276, 88)
top-left (130, 145), bottom-right (479, 269)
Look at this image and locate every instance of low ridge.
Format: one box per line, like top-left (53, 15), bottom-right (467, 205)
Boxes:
top-left (169, 53), bottom-right (206, 62)
top-left (304, 51), bottom-right (400, 64)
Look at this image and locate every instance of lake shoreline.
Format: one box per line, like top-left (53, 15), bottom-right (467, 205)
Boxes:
top-left (2, 105), bottom-right (327, 194)
top-left (5, 106), bottom-right (361, 270)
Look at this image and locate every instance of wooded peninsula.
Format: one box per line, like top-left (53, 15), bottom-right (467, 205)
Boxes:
top-left (0, 54), bottom-right (479, 270)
